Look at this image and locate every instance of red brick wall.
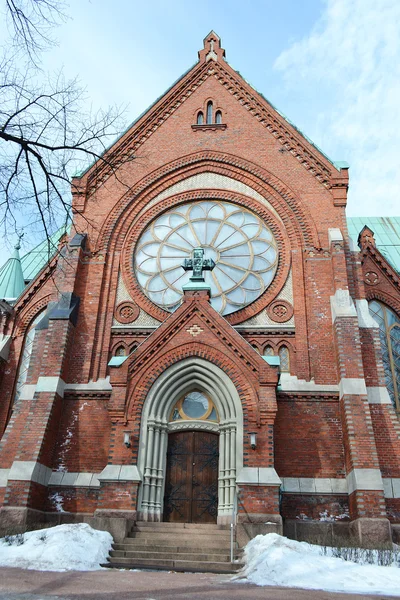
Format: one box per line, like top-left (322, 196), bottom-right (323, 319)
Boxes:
top-left (274, 396), bottom-right (345, 477)
top-left (281, 494), bottom-right (349, 521)
top-left (52, 398), bottom-right (111, 472)
top-left (46, 487), bottom-right (99, 514)
top-left (238, 485), bottom-right (280, 516)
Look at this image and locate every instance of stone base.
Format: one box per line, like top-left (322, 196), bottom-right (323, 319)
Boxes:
top-left (284, 518), bottom-right (393, 548)
top-left (349, 517), bottom-right (392, 548)
top-left (94, 509), bottom-right (136, 520)
top-left (235, 514), bottom-right (282, 547)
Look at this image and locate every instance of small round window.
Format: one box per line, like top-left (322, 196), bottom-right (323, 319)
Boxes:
top-left (170, 391), bottom-right (218, 422)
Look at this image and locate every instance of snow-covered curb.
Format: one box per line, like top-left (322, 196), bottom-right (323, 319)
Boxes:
top-left (0, 523), bottom-right (113, 571)
top-left (235, 533), bottom-right (400, 596)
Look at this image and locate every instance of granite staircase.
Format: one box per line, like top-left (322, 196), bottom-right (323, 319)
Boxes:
top-left (105, 522), bottom-right (243, 573)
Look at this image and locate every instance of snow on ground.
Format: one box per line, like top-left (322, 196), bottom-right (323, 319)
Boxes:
top-left (0, 523), bottom-right (112, 571)
top-left (236, 533), bottom-right (400, 596)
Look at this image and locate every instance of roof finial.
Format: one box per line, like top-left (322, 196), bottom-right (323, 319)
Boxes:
top-left (199, 31), bottom-right (225, 63)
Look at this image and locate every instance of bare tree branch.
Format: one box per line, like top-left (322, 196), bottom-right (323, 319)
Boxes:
top-left (0, 0), bottom-right (135, 258)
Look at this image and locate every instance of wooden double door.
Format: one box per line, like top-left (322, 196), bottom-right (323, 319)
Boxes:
top-left (164, 431), bottom-right (219, 523)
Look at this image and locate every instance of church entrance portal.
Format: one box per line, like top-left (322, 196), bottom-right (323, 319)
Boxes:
top-left (164, 431), bottom-right (219, 523)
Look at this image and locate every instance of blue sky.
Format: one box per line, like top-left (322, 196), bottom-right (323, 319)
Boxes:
top-left (1, 0), bottom-right (399, 257)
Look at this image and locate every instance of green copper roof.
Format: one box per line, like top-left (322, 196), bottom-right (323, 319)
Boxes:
top-left (0, 226), bottom-right (69, 305)
top-left (347, 217), bottom-right (400, 272)
top-left (20, 227), bottom-right (68, 282)
top-left (0, 241), bottom-right (26, 302)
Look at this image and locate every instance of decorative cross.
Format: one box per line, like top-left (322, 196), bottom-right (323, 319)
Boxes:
top-left (182, 247), bottom-right (215, 282)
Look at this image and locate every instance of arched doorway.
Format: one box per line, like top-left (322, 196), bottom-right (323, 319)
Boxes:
top-left (137, 358), bottom-right (243, 523)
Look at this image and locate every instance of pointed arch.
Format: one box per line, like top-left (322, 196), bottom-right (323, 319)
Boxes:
top-left (137, 357), bottom-right (243, 522)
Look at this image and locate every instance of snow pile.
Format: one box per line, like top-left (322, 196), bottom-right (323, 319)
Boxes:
top-left (237, 533), bottom-right (400, 596)
top-left (0, 523), bottom-right (113, 571)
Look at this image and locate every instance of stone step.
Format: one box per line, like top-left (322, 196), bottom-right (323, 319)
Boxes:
top-left (105, 556), bottom-right (243, 574)
top-left (126, 533), bottom-right (233, 547)
top-left (113, 543), bottom-right (240, 553)
top-left (129, 529), bottom-right (231, 539)
top-left (133, 522), bottom-right (225, 530)
top-left (110, 549), bottom-right (238, 562)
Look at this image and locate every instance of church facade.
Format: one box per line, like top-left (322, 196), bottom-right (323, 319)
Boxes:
top-left (0, 33), bottom-right (399, 546)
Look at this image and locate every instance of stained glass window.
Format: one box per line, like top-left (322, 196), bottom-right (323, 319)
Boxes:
top-left (279, 346), bottom-right (290, 372)
top-left (369, 300), bottom-right (400, 411)
top-left (263, 346), bottom-right (274, 356)
top-left (14, 311), bottom-right (44, 401)
top-left (134, 200), bottom-right (279, 315)
top-left (206, 101), bottom-right (213, 124)
top-left (170, 391), bottom-right (218, 422)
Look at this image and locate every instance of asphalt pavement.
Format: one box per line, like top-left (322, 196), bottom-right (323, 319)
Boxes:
top-left (0, 567), bottom-right (396, 600)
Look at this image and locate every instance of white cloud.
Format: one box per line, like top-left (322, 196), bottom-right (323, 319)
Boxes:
top-left (274, 0), bottom-right (400, 216)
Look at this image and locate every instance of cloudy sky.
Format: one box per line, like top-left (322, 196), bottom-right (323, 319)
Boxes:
top-left (1, 0), bottom-right (399, 255)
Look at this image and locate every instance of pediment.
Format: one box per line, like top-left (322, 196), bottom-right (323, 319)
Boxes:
top-left (74, 33), bottom-right (347, 197)
top-left (361, 244), bottom-right (400, 293)
top-left (124, 290), bottom-right (278, 384)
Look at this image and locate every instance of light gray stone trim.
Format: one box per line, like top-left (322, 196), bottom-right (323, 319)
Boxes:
top-left (64, 378), bottom-right (112, 392)
top-left (367, 387), bottom-right (392, 404)
top-left (18, 384), bottom-right (36, 400)
top-left (278, 373), bottom-right (338, 393)
top-left (383, 478), bottom-right (400, 499)
top-left (349, 238), bottom-right (360, 253)
top-left (8, 461), bottom-right (52, 486)
top-left (168, 420), bottom-right (219, 433)
top-left (236, 467), bottom-right (281, 486)
top-left (0, 334), bottom-right (11, 361)
top-left (281, 477), bottom-right (347, 494)
top-left (347, 469), bottom-right (384, 494)
top-left (36, 376), bottom-right (65, 396)
top-left (48, 471), bottom-right (101, 488)
top-left (339, 378), bottom-right (367, 398)
top-left (328, 228), bottom-right (343, 244)
top-left (330, 289), bottom-right (357, 323)
top-left (356, 299), bottom-right (378, 329)
top-left (18, 377), bottom-right (113, 400)
top-left (138, 357), bottom-right (244, 520)
top-left (98, 465), bottom-right (142, 483)
top-left (0, 469), bottom-right (10, 487)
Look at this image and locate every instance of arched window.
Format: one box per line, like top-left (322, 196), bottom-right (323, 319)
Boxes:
top-left (14, 311), bottom-right (45, 401)
top-left (215, 110), bottom-right (222, 124)
top-left (369, 300), bottom-right (400, 410)
top-left (251, 344), bottom-right (260, 354)
top-left (115, 346), bottom-right (126, 357)
top-left (206, 101), bottom-right (213, 124)
top-left (197, 111), bottom-right (204, 125)
top-left (263, 346), bottom-right (274, 356)
top-left (279, 346), bottom-right (290, 372)
top-left (170, 391), bottom-right (218, 422)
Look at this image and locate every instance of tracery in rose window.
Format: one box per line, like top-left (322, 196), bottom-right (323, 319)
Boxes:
top-left (134, 200), bottom-right (278, 315)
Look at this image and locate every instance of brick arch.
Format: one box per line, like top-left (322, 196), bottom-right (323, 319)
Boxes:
top-left (95, 151), bottom-right (320, 253)
top-left (126, 342), bottom-right (261, 427)
top-left (110, 341), bottom-right (128, 355)
top-left (120, 189), bottom-right (290, 325)
top-left (366, 290), bottom-right (400, 318)
top-left (14, 294), bottom-right (52, 337)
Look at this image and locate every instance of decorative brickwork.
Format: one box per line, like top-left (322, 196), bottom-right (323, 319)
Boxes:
top-left (0, 34), bottom-right (398, 543)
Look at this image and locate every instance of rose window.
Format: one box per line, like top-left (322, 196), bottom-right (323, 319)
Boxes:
top-left (134, 201), bottom-right (278, 315)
